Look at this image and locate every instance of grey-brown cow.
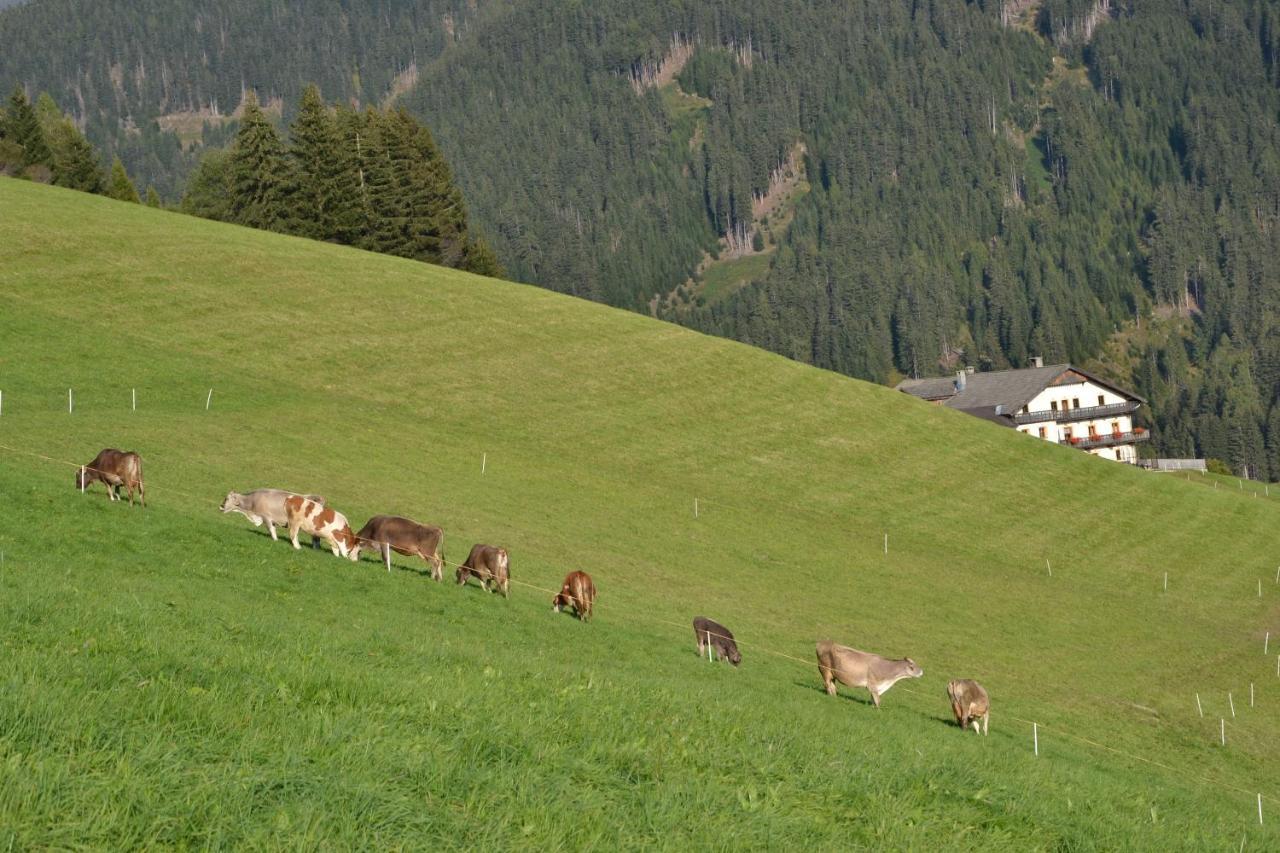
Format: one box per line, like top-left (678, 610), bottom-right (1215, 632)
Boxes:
top-left (693, 616), bottom-right (741, 666)
top-left (220, 489), bottom-right (325, 546)
top-left (352, 515), bottom-right (444, 580)
top-left (815, 640), bottom-right (923, 707)
top-left (947, 679), bottom-right (989, 735)
top-left (456, 544), bottom-right (510, 597)
top-left (75, 449), bottom-right (145, 506)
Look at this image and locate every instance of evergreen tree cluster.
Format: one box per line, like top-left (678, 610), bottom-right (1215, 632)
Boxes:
top-left (1, 86), bottom-right (141, 200)
top-left (182, 87), bottom-right (500, 276)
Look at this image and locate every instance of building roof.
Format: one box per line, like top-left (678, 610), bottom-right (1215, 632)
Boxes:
top-left (896, 363), bottom-right (1145, 418)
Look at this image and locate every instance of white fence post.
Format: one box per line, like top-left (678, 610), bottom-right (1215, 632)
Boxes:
top-left (1164, 571), bottom-right (1168, 591)
top-left (1251, 682), bottom-right (1254, 707)
top-left (1046, 559), bottom-right (1052, 577)
top-left (1230, 692), bottom-right (1236, 718)
top-left (1221, 718), bottom-right (1226, 746)
top-left (883, 533), bottom-right (888, 556)
top-left (694, 498), bottom-right (698, 519)
top-left (1196, 693), bottom-right (1203, 717)
top-left (79, 466), bottom-right (85, 494)
top-left (132, 388), bottom-right (136, 411)
top-left (205, 389), bottom-right (213, 410)
top-left (481, 453), bottom-right (486, 475)
top-left (1260, 793), bottom-right (1264, 826)
top-left (68, 388), bottom-right (73, 413)
top-left (1033, 722), bottom-right (1039, 756)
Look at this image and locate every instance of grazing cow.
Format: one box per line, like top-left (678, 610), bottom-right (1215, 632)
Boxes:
top-left (75, 449), bottom-right (145, 506)
top-left (220, 489), bottom-right (325, 546)
top-left (352, 515), bottom-right (445, 580)
top-left (456, 544), bottom-right (510, 597)
top-left (552, 570), bottom-right (596, 621)
top-left (947, 679), bottom-right (990, 735)
top-left (283, 495), bottom-right (358, 559)
top-left (692, 616), bottom-right (741, 666)
top-left (815, 640), bottom-right (923, 708)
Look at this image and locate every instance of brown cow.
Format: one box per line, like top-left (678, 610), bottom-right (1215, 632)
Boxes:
top-left (552, 570), bottom-right (596, 621)
top-left (947, 679), bottom-right (990, 735)
top-left (75, 449), bottom-right (145, 506)
top-left (815, 640), bottom-right (923, 708)
top-left (352, 515), bottom-right (445, 580)
top-left (456, 544), bottom-right (510, 597)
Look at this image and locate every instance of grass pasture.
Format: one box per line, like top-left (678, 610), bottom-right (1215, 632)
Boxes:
top-left (2, 178), bottom-right (1280, 847)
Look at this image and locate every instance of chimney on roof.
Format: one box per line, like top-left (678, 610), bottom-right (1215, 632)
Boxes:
top-left (1030, 356), bottom-right (1043, 368)
top-left (955, 369), bottom-right (967, 392)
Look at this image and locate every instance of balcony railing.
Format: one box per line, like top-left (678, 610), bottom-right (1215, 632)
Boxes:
top-left (1012, 400), bottom-right (1140, 425)
top-left (1067, 430), bottom-right (1150, 450)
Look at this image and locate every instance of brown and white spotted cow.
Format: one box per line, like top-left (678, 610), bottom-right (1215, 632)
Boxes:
top-left (456, 544), bottom-right (510, 597)
top-left (75, 448), bottom-right (145, 506)
top-left (552, 570), bottom-right (596, 621)
top-left (283, 495), bottom-right (358, 559)
top-left (351, 515), bottom-right (445, 580)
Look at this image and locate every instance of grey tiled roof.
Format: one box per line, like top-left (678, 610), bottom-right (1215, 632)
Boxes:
top-left (896, 364), bottom-right (1145, 416)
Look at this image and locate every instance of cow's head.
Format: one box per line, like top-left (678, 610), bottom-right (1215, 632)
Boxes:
top-left (552, 585), bottom-right (570, 612)
top-left (219, 492), bottom-right (243, 513)
top-left (74, 468), bottom-right (88, 491)
top-left (903, 658), bottom-right (923, 679)
top-left (338, 526), bottom-right (360, 560)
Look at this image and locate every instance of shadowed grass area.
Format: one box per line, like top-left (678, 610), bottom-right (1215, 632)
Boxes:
top-left (1, 178), bottom-right (1278, 847)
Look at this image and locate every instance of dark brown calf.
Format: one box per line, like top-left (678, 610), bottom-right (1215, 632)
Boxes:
top-left (352, 515), bottom-right (445, 580)
top-left (692, 616), bottom-right (741, 666)
top-left (456, 544), bottom-right (510, 597)
top-left (75, 448), bottom-right (145, 507)
top-left (552, 570), bottom-right (596, 621)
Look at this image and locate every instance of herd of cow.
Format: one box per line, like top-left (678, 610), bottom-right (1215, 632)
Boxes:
top-left (76, 447), bottom-right (992, 734)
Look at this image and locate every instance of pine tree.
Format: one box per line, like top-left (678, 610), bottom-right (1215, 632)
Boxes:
top-left (5, 86), bottom-right (52, 173)
top-left (145, 186), bottom-right (163, 207)
top-left (181, 148), bottom-right (233, 220)
top-left (464, 235), bottom-right (505, 278)
top-left (227, 91), bottom-right (297, 233)
top-left (106, 156), bottom-right (141, 202)
top-left (289, 84), bottom-right (360, 243)
top-left (36, 93), bottom-right (103, 193)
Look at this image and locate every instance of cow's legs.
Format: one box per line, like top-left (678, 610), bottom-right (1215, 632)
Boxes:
top-left (264, 520), bottom-right (278, 541)
top-left (288, 520), bottom-right (303, 550)
top-left (980, 713), bottom-right (989, 736)
top-left (869, 689), bottom-right (882, 709)
top-left (820, 667), bottom-right (837, 696)
top-left (430, 554), bottom-right (443, 582)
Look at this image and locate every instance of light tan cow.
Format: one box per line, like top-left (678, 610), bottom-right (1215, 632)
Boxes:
top-left (815, 640), bottom-right (923, 707)
top-left (947, 679), bottom-right (989, 735)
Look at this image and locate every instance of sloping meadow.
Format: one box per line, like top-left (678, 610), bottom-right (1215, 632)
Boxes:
top-left (1, 179), bottom-right (1277, 847)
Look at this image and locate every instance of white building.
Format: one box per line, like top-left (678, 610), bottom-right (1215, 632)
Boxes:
top-left (896, 359), bottom-right (1148, 463)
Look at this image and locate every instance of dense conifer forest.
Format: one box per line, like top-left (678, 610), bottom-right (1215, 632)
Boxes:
top-left (3, 0), bottom-right (1280, 475)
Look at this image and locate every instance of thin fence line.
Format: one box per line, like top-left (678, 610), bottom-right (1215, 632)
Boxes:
top-left (0, 440), bottom-right (1276, 811)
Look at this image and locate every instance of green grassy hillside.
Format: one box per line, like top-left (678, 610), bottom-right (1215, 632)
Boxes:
top-left (1, 178), bottom-right (1278, 848)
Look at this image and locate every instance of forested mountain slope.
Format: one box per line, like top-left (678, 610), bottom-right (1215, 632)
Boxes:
top-left (3, 0), bottom-right (1280, 475)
